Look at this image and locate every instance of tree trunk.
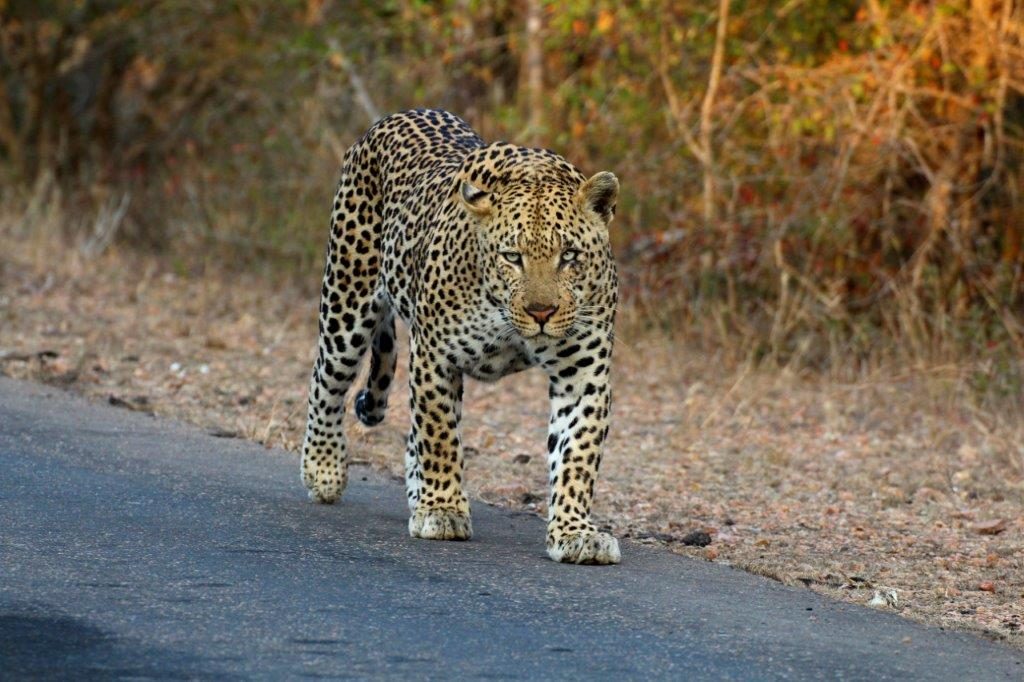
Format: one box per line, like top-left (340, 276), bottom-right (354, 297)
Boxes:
top-left (701, 0), bottom-right (730, 227)
top-left (523, 0), bottom-right (544, 146)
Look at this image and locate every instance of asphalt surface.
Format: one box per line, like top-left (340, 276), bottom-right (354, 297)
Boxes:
top-left (0, 376), bottom-right (1020, 680)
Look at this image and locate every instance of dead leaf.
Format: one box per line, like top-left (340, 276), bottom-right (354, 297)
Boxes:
top-left (205, 336), bottom-right (229, 350)
top-left (973, 519), bottom-right (1007, 535)
top-left (596, 9), bottom-right (615, 34)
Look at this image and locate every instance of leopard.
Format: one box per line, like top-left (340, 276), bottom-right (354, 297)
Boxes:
top-left (300, 108), bottom-right (621, 564)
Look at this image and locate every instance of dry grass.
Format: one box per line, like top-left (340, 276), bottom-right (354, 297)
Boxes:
top-left (1, 229), bottom-right (1022, 646)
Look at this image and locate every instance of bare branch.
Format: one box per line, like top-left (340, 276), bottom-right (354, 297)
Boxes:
top-left (326, 38), bottom-right (381, 125)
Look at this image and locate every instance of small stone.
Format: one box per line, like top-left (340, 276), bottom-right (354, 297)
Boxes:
top-left (681, 530), bottom-right (712, 547)
top-left (107, 395), bottom-right (151, 413)
top-left (520, 491), bottom-right (543, 504)
top-left (868, 589), bottom-right (899, 608)
top-left (978, 581), bottom-right (996, 593)
top-left (512, 453), bottom-right (531, 464)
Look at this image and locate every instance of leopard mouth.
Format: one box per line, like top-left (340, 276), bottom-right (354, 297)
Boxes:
top-left (499, 308), bottom-right (571, 340)
top-left (520, 321), bottom-right (571, 339)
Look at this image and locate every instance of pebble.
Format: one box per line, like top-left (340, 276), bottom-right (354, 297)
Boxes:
top-left (681, 530), bottom-right (713, 547)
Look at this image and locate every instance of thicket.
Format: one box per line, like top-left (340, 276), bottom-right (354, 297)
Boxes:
top-left (2, 0), bottom-right (1022, 391)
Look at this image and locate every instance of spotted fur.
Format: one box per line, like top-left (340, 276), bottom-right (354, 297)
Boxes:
top-left (301, 109), bottom-right (620, 564)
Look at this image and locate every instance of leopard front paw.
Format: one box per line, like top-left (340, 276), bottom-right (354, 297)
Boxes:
top-left (408, 507), bottom-right (473, 541)
top-left (547, 528), bottom-right (621, 565)
top-left (300, 455), bottom-right (348, 504)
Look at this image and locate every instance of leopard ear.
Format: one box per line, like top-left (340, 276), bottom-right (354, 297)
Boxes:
top-left (459, 181), bottom-right (492, 216)
top-left (576, 171), bottom-right (619, 225)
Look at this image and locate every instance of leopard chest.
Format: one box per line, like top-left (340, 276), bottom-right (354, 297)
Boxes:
top-left (450, 338), bottom-right (537, 383)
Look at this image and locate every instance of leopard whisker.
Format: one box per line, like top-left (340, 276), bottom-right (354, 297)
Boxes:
top-left (567, 318), bottom-right (624, 349)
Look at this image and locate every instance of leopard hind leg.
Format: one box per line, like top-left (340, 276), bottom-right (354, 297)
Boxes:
top-left (300, 151), bottom-right (381, 504)
top-left (354, 297), bottom-right (396, 427)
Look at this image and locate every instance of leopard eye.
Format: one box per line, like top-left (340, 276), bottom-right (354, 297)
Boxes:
top-left (560, 249), bottom-right (581, 265)
top-left (501, 251), bottom-right (522, 265)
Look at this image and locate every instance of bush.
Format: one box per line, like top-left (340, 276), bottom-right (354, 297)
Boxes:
top-left (2, 0), bottom-right (1021, 380)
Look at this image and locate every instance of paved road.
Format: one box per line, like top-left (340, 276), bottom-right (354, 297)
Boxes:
top-left (0, 377), bottom-right (1019, 680)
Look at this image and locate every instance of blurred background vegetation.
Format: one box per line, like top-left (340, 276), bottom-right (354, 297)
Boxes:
top-left (2, 0), bottom-right (1022, 398)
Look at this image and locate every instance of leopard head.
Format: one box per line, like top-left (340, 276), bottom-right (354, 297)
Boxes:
top-left (457, 148), bottom-right (619, 340)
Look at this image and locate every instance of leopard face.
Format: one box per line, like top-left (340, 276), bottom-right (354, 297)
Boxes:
top-left (459, 168), bottom-right (618, 340)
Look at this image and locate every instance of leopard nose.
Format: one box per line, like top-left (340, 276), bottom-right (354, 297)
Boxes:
top-left (525, 303), bottom-right (559, 324)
